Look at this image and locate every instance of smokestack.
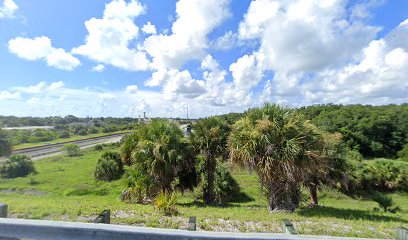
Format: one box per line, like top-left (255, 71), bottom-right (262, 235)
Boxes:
top-left (187, 106), bottom-right (189, 120)
top-left (143, 112), bottom-right (146, 119)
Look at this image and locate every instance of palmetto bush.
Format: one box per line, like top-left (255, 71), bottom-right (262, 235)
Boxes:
top-left (94, 151), bottom-right (124, 181)
top-left (120, 120), bottom-right (197, 203)
top-left (195, 156), bottom-right (239, 205)
top-left (155, 191), bottom-right (178, 216)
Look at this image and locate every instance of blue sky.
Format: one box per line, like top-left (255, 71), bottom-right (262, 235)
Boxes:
top-left (0, 0), bottom-right (407, 118)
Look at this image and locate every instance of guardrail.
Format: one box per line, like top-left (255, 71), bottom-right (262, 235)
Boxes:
top-left (0, 218), bottom-right (383, 240)
top-left (0, 203), bottom-right (394, 240)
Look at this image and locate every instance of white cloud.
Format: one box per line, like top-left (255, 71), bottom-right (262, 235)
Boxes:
top-left (0, 90), bottom-right (20, 100)
top-left (142, 22), bottom-right (157, 35)
top-left (229, 54), bottom-right (263, 92)
top-left (72, 0), bottom-right (150, 72)
top-left (48, 81), bottom-right (64, 90)
top-left (92, 64), bottom-right (105, 72)
top-left (142, 0), bottom-right (231, 70)
top-left (239, 0), bottom-right (379, 73)
top-left (0, 0), bottom-right (18, 18)
top-left (8, 36), bottom-right (80, 71)
top-left (126, 85), bottom-right (138, 94)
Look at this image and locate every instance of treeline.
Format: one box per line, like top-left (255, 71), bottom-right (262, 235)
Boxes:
top-left (0, 115), bottom-right (140, 127)
top-left (220, 104), bottom-right (408, 159)
top-left (299, 104), bottom-right (408, 159)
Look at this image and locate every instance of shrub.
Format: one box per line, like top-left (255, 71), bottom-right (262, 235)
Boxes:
top-left (93, 144), bottom-right (104, 151)
top-left (155, 191), bottom-right (178, 216)
top-left (94, 151), bottom-right (124, 181)
top-left (62, 144), bottom-right (81, 157)
top-left (121, 167), bottom-right (157, 203)
top-left (196, 157), bottom-right (240, 204)
top-left (59, 131), bottom-right (70, 139)
top-left (77, 129), bottom-right (87, 136)
top-left (0, 155), bottom-right (36, 178)
top-left (0, 129), bottom-right (12, 157)
top-left (398, 144), bottom-right (408, 162)
top-left (348, 159), bottom-right (408, 192)
top-left (371, 191), bottom-right (394, 212)
top-left (87, 127), bottom-right (99, 134)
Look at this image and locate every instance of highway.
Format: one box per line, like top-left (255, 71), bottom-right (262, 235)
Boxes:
top-left (0, 133), bottom-right (126, 162)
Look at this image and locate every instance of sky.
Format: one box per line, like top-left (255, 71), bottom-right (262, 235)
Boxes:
top-left (0, 0), bottom-right (407, 118)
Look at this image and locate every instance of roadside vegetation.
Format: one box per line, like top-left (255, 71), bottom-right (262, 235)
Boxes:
top-left (0, 103), bottom-right (408, 238)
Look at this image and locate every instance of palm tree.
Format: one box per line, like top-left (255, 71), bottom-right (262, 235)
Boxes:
top-left (120, 120), bottom-right (196, 195)
top-left (190, 117), bottom-right (229, 204)
top-left (228, 104), bottom-right (328, 211)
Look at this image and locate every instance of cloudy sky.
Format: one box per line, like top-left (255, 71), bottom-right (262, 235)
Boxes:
top-left (0, 0), bottom-right (407, 118)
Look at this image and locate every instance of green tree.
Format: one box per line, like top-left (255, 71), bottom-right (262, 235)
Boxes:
top-left (0, 128), bottom-right (12, 157)
top-left (228, 104), bottom-right (328, 211)
top-left (120, 120), bottom-right (197, 201)
top-left (190, 117), bottom-right (229, 204)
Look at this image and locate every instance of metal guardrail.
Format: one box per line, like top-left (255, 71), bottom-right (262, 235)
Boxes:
top-left (397, 227), bottom-right (408, 240)
top-left (0, 218), bottom-right (388, 240)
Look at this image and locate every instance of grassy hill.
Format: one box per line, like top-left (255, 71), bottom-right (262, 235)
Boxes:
top-left (0, 146), bottom-right (407, 238)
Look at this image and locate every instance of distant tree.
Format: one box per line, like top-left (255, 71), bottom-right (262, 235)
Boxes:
top-left (62, 144), bottom-right (81, 157)
top-left (0, 128), bottom-right (12, 157)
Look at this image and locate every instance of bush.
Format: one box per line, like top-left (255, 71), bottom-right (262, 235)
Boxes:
top-left (93, 144), bottom-right (104, 151)
top-left (62, 144), bottom-right (81, 157)
top-left (0, 155), bottom-right (36, 178)
top-left (348, 159), bottom-right (408, 192)
top-left (94, 151), bottom-right (124, 181)
top-left (196, 157), bottom-right (240, 204)
top-left (121, 167), bottom-right (157, 203)
top-left (155, 191), bottom-right (178, 216)
top-left (371, 191), bottom-right (394, 212)
top-left (59, 131), bottom-right (70, 139)
top-left (398, 144), bottom-right (408, 162)
top-left (0, 129), bottom-right (12, 157)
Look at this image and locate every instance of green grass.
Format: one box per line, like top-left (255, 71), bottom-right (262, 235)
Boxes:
top-left (0, 149), bottom-right (407, 239)
top-left (12, 130), bottom-right (130, 150)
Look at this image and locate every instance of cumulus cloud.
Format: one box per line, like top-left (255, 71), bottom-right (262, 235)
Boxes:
top-left (0, 0), bottom-right (18, 18)
top-left (142, 0), bottom-right (231, 70)
top-left (142, 22), bottom-right (156, 35)
top-left (126, 85), bottom-right (138, 94)
top-left (92, 64), bottom-right (105, 72)
top-left (72, 0), bottom-right (150, 71)
top-left (0, 90), bottom-right (20, 100)
top-left (8, 36), bottom-right (80, 71)
top-left (239, 0), bottom-right (379, 73)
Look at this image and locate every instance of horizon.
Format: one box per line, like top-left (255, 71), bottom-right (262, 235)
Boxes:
top-left (0, 0), bottom-right (407, 119)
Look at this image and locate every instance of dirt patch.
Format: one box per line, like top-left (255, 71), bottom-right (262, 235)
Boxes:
top-left (0, 189), bottom-right (47, 196)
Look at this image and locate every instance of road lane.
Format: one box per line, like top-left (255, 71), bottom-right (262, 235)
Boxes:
top-left (0, 134), bottom-right (126, 162)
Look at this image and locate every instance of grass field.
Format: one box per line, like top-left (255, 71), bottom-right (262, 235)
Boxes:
top-left (0, 147), bottom-right (407, 239)
top-left (12, 130), bottom-right (131, 150)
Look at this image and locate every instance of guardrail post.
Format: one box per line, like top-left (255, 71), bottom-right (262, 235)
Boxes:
top-left (282, 219), bottom-right (297, 235)
top-left (397, 227), bottom-right (408, 240)
top-left (0, 203), bottom-right (7, 218)
top-left (187, 216), bottom-right (196, 231)
top-left (93, 210), bottom-right (110, 224)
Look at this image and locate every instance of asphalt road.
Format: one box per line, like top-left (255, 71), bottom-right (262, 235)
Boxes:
top-left (0, 133), bottom-right (126, 162)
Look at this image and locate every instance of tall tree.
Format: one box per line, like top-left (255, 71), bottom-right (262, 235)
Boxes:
top-left (228, 104), bottom-right (328, 211)
top-left (190, 117), bottom-right (229, 204)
